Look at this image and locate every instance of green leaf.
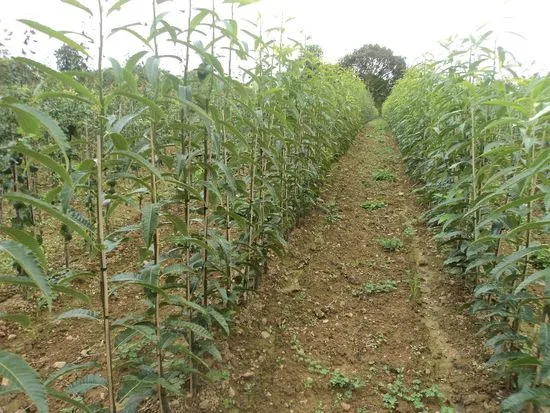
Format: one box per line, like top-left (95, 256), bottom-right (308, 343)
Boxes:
top-left (0, 312), bottom-right (30, 327)
top-left (18, 20), bottom-right (90, 56)
top-left (142, 203), bottom-right (159, 248)
top-left (164, 295), bottom-right (207, 315)
top-left (207, 307), bottom-right (229, 335)
top-left (61, 0), bottom-right (93, 16)
top-left (108, 24), bottom-right (152, 50)
top-left (56, 309), bottom-right (100, 321)
top-left (2, 193), bottom-right (93, 244)
top-left (145, 56), bottom-right (160, 86)
top-left (113, 91), bottom-right (163, 119)
top-left (166, 319), bottom-right (213, 340)
top-left (6, 103), bottom-right (70, 164)
top-left (52, 285), bottom-right (91, 305)
top-left (16, 143), bottom-right (71, 184)
top-left (125, 51), bottom-right (148, 70)
top-left (107, 0), bottom-right (134, 15)
top-left (0, 226), bottom-right (46, 270)
top-left (109, 150), bottom-right (163, 180)
top-left (111, 267), bottom-right (164, 295)
top-left (515, 268), bottom-right (550, 293)
top-left (492, 245), bottom-right (547, 278)
top-left (17, 57), bottom-right (96, 102)
top-left (0, 351), bottom-right (47, 413)
top-left (0, 241), bottom-right (52, 309)
top-left (47, 388), bottom-right (94, 413)
top-left (189, 9), bottom-right (210, 32)
top-left (45, 362), bottom-right (97, 386)
top-left (176, 95), bottom-right (214, 125)
top-left (66, 374), bottom-right (107, 395)
top-left (502, 387), bottom-right (550, 411)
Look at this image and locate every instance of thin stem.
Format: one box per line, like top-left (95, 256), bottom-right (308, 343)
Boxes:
top-left (96, 1), bottom-right (116, 411)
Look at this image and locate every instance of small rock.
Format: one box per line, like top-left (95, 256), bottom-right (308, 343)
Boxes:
top-left (80, 349), bottom-right (89, 357)
top-left (261, 331), bottom-right (270, 339)
top-left (261, 317), bottom-right (267, 325)
top-left (7, 334), bottom-right (16, 340)
top-left (53, 361), bottom-right (67, 369)
top-left (241, 371), bottom-right (255, 379)
top-left (229, 387), bottom-right (236, 397)
top-left (341, 402), bottom-right (352, 411)
top-left (322, 319), bottom-right (329, 324)
top-left (198, 399), bottom-right (210, 410)
top-left (1, 377), bottom-right (11, 387)
top-left (314, 308), bottom-right (325, 319)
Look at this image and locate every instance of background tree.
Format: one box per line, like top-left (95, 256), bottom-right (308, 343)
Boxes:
top-left (302, 44), bottom-right (323, 60)
top-left (340, 44), bottom-right (406, 109)
top-left (54, 44), bottom-right (88, 71)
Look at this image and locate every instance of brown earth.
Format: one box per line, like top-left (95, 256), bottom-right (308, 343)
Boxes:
top-left (180, 126), bottom-right (506, 412)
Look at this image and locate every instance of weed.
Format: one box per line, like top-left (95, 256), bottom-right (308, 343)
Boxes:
top-left (403, 226), bottom-right (414, 236)
top-left (294, 291), bottom-right (306, 301)
top-left (378, 238), bottom-right (404, 251)
top-left (329, 369), bottom-right (365, 391)
top-left (373, 168), bottom-right (397, 182)
top-left (369, 118), bottom-right (390, 132)
top-left (361, 200), bottom-right (386, 211)
top-left (325, 201), bottom-right (343, 223)
top-left (366, 333), bottom-right (386, 349)
top-left (532, 249), bottom-right (550, 270)
top-left (353, 280), bottom-right (398, 296)
top-left (381, 371), bottom-right (446, 412)
top-left (406, 270), bottom-right (421, 302)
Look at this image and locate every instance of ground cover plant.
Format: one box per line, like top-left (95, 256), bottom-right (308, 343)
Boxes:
top-left (0, 0), bottom-right (377, 411)
top-left (383, 32), bottom-right (550, 411)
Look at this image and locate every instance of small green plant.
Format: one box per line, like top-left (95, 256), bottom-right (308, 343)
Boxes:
top-left (378, 238), bottom-right (404, 251)
top-left (381, 372), bottom-right (446, 412)
top-left (406, 270), bottom-right (421, 302)
top-left (353, 280), bottom-right (397, 296)
top-left (531, 249), bottom-right (550, 270)
top-left (373, 168), bottom-right (397, 182)
top-left (403, 226), bottom-right (414, 236)
top-left (329, 369), bottom-right (365, 391)
top-left (304, 376), bottom-right (314, 388)
top-left (369, 118), bottom-right (390, 132)
top-left (356, 408), bottom-right (370, 413)
top-left (361, 200), bottom-right (386, 211)
top-left (324, 200), bottom-right (343, 223)
top-left (315, 403), bottom-right (326, 413)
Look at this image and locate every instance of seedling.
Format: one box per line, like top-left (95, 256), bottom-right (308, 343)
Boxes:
top-left (373, 168), bottom-right (397, 182)
top-left (378, 238), bottom-right (404, 251)
top-left (361, 200), bottom-right (386, 211)
top-left (381, 372), bottom-right (446, 412)
top-left (330, 369), bottom-right (365, 391)
top-left (325, 201), bottom-right (343, 223)
top-left (353, 280), bottom-right (397, 296)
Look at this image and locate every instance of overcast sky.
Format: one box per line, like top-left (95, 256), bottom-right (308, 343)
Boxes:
top-left (1, 0), bottom-right (549, 74)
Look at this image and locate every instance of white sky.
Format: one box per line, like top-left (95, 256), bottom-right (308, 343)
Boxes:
top-left (1, 0), bottom-right (549, 75)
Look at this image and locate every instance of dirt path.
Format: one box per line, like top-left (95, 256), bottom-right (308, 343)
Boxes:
top-left (183, 125), bottom-right (505, 413)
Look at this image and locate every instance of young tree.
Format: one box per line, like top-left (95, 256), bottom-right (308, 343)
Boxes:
top-left (340, 44), bottom-right (406, 108)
